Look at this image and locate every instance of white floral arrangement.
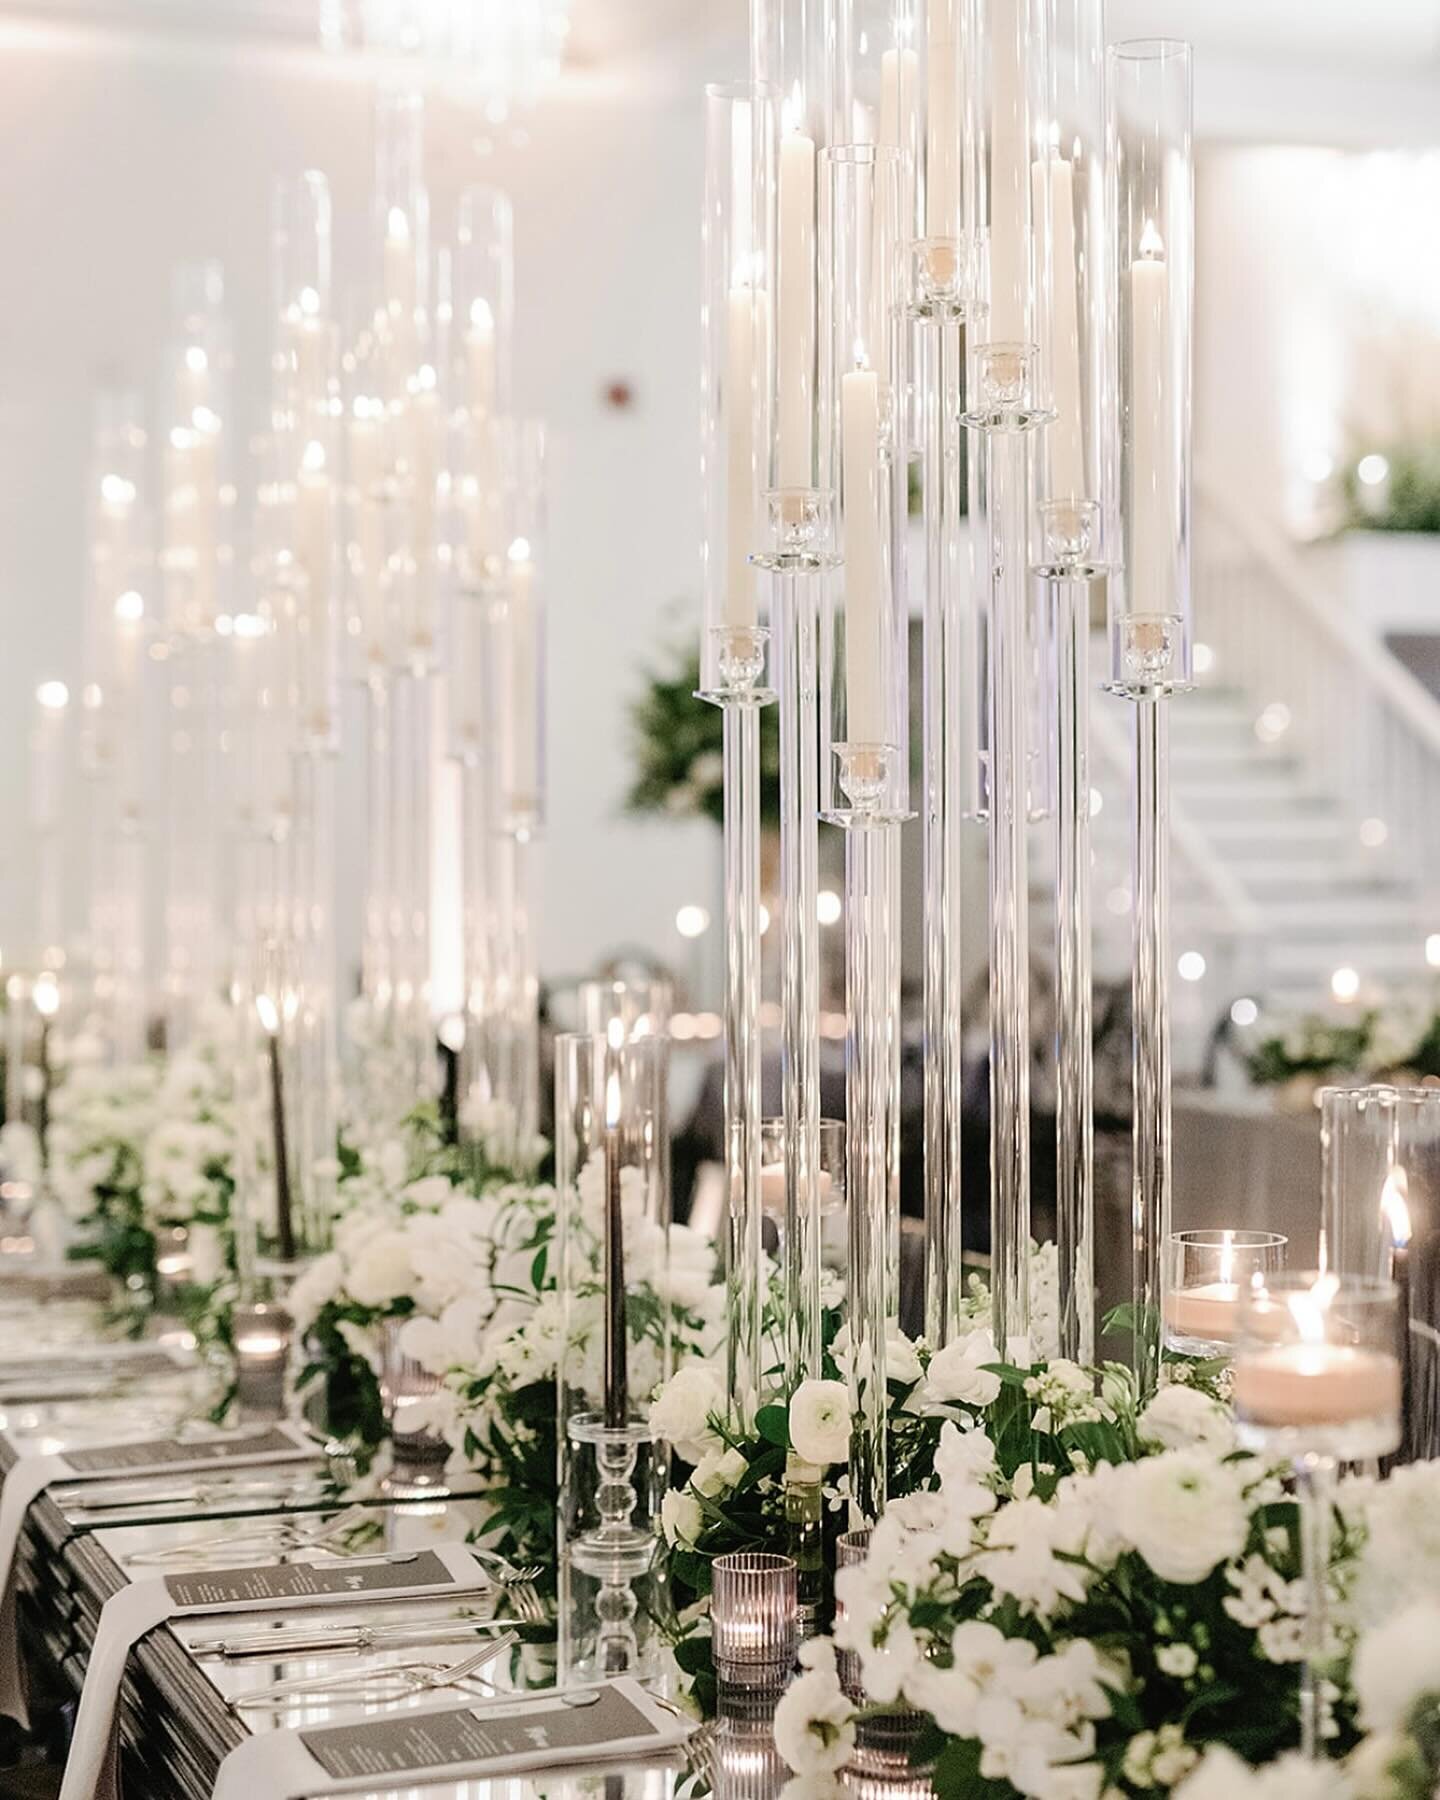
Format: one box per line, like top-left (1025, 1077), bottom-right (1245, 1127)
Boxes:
top-left (768, 1383), bottom-right (1440, 1800)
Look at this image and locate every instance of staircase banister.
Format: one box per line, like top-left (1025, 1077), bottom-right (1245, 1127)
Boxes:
top-left (1196, 468), bottom-right (1440, 763)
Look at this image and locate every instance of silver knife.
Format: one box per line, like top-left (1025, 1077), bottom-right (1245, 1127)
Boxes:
top-left (191, 1617), bottom-right (518, 1661)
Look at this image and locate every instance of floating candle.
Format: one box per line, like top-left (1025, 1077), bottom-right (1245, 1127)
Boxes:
top-left (1232, 1344), bottom-right (1399, 1428)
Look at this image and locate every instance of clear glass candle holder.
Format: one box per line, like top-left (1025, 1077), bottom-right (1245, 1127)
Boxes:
top-left (153, 1225), bottom-right (193, 1309)
top-left (1233, 1273), bottom-right (1401, 1464)
top-left (712, 1551), bottom-right (798, 1688)
top-left (1234, 1273), bottom-right (1400, 1758)
top-left (835, 1526), bottom-right (870, 1699)
top-left (233, 1301), bottom-right (292, 1425)
top-left (1162, 1229), bottom-right (1287, 1358)
top-left (379, 1318), bottom-right (450, 1494)
top-left (759, 1117), bottom-right (844, 1250)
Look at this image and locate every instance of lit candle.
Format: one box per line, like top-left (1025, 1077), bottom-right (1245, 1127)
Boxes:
top-left (841, 364), bottom-right (886, 744)
top-left (776, 99), bottom-right (816, 493)
top-left (724, 283), bottom-right (766, 629)
top-left (1232, 1344), bottom-right (1400, 1428)
top-left (1381, 1166), bottom-right (1413, 1455)
top-left (1033, 150), bottom-right (1085, 501)
top-left (464, 297), bottom-right (496, 422)
top-left (603, 1056), bottom-right (628, 1430)
top-left (384, 205), bottom-right (415, 317)
top-left (1164, 1281), bottom-right (1241, 1345)
top-left (987, 0), bottom-right (1028, 343)
top-left (255, 993), bottom-right (296, 1263)
top-left (1128, 223), bottom-right (1174, 614)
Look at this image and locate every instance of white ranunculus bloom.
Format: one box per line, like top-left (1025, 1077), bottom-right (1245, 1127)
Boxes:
top-left (1351, 1600), bottom-right (1440, 1732)
top-left (1349, 1460), bottom-right (1440, 1626)
top-left (647, 1364), bottom-right (724, 1462)
top-left (1139, 1383), bottom-right (1235, 1454)
top-left (924, 1328), bottom-right (1002, 1408)
top-left (1117, 1449), bottom-right (1249, 1584)
top-left (772, 1666), bottom-right (856, 1775)
top-left (789, 1379), bottom-right (851, 1466)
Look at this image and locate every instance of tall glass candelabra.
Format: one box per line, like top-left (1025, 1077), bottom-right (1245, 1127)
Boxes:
top-left (702, 82), bottom-right (777, 1418)
top-left (1109, 39), bottom-right (1193, 1396)
top-left (820, 140), bottom-right (908, 1524)
top-left (1032, 0), bottom-right (1110, 1362)
top-left (962, 0), bottom-right (1054, 1360)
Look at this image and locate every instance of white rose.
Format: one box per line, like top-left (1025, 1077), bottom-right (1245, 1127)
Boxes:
top-left (1139, 1384), bottom-right (1235, 1455)
top-left (789, 1379), bottom-right (851, 1466)
top-left (1117, 1450), bottom-right (1248, 1584)
top-left (647, 1365), bottom-right (724, 1462)
top-left (1352, 1601), bottom-right (1440, 1732)
top-left (925, 1328), bottom-right (1002, 1408)
top-left (660, 1487), bottom-right (703, 1546)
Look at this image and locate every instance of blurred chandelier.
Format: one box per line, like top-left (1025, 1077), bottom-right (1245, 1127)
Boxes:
top-left (319, 0), bottom-right (572, 115)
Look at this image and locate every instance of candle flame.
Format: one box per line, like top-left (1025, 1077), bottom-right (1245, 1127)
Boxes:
top-left (605, 1067), bottom-right (622, 1130)
top-left (1381, 1167), bottom-right (1412, 1248)
top-left (255, 992), bottom-right (279, 1035)
top-left (1289, 1271), bottom-right (1339, 1347)
top-left (469, 296), bottom-right (494, 332)
top-left (32, 973), bottom-right (59, 1020)
top-left (783, 80), bottom-right (805, 135)
top-left (386, 205), bottom-right (410, 244)
top-left (1218, 1229), bottom-right (1234, 1286)
top-left (301, 439), bottom-right (326, 476)
top-left (1139, 220), bottom-right (1165, 260)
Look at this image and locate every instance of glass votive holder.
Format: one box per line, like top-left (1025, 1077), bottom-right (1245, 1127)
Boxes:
top-left (758, 1119), bottom-right (845, 1248)
top-left (1162, 1229), bottom-right (1287, 1358)
top-left (711, 1551), bottom-right (798, 1689)
top-left (1233, 1273), bottom-right (1401, 1463)
top-left (712, 1707), bottom-right (789, 1800)
top-left (232, 1301), bottom-right (292, 1425)
top-left (379, 1318), bottom-right (450, 1493)
top-left (834, 1527), bottom-right (870, 1699)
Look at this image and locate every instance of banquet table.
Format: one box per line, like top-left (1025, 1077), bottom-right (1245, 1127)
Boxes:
top-left (0, 1276), bottom-right (727, 1800)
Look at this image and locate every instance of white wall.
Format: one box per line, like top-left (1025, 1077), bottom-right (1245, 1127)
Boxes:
top-left (0, 23), bottom-right (724, 996)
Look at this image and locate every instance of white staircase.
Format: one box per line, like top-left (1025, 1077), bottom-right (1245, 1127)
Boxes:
top-left (1082, 479), bottom-right (1440, 1057)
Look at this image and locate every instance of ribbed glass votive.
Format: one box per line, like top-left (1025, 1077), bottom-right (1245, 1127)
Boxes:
top-left (835, 1526), bottom-right (870, 1697)
top-left (711, 1551), bottom-right (798, 1687)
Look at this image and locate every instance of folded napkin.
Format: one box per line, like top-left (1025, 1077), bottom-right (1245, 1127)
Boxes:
top-left (209, 1678), bottom-right (692, 1800)
top-left (0, 1421), bottom-right (317, 1726)
top-left (58, 1543), bottom-right (496, 1800)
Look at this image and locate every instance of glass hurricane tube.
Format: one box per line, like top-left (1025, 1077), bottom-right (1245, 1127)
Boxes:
top-left (721, 678), bottom-right (768, 1413)
top-left (983, 414), bottom-right (1035, 1355)
top-left (1131, 694), bottom-right (1170, 1393)
top-left (844, 809), bottom-right (901, 1523)
top-left (1109, 38), bottom-right (1193, 1392)
top-left (917, 309), bottom-right (969, 1346)
top-left (773, 567), bottom-right (825, 1391)
top-left (1052, 565), bottom-right (1095, 1362)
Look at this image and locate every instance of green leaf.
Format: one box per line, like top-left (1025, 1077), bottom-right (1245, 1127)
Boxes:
top-left (754, 1404), bottom-right (791, 1449)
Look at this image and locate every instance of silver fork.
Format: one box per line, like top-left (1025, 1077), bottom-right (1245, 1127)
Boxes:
top-left (122, 1505), bottom-right (379, 1568)
top-left (229, 1632), bottom-right (518, 1711)
top-left (466, 1546), bottom-right (545, 1584)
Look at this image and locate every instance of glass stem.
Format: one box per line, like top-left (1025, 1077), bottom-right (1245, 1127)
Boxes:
top-left (921, 314), bottom-right (969, 1347)
top-left (1054, 573), bottom-right (1095, 1363)
top-left (1131, 693), bottom-right (1172, 1396)
top-left (1295, 1452), bottom-right (1334, 1759)
top-left (722, 698), bottom-right (764, 1419)
top-left (363, 674), bottom-right (393, 1013)
top-left (845, 819), bottom-right (900, 1524)
top-left (984, 422), bottom-right (1032, 1358)
top-left (775, 568), bottom-right (823, 1393)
